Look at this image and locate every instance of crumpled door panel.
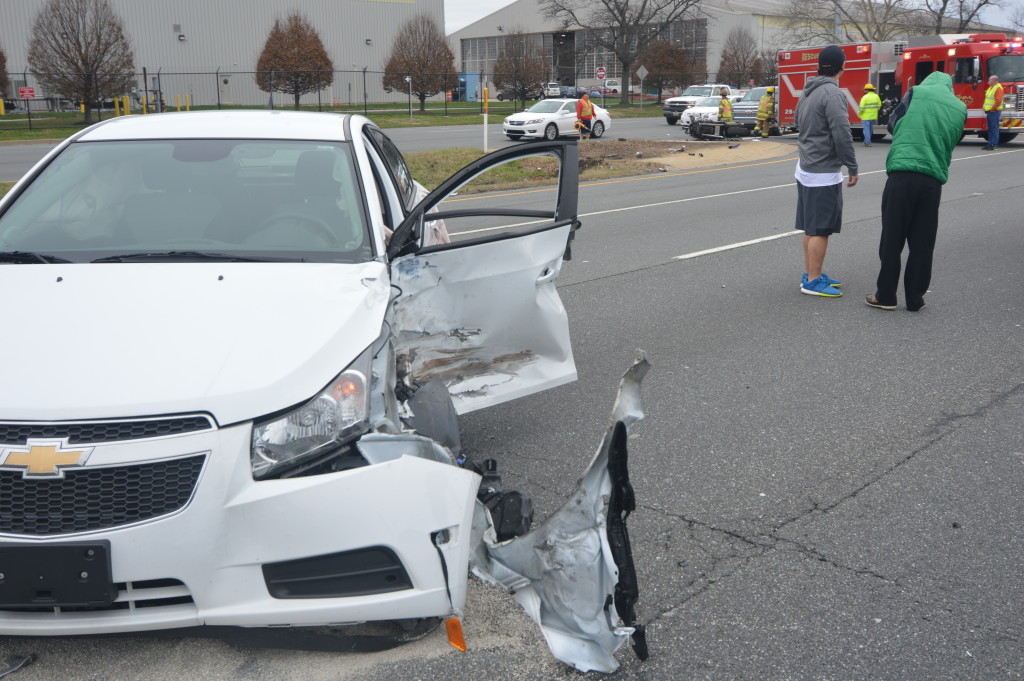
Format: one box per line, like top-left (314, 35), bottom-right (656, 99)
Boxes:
top-left (472, 354), bottom-right (650, 673)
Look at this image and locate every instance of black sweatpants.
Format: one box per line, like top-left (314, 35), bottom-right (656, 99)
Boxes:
top-left (876, 171), bottom-right (942, 309)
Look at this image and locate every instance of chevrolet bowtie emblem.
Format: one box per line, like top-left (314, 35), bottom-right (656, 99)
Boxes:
top-left (1, 441), bottom-right (94, 479)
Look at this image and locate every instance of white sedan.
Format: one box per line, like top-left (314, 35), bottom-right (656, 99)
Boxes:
top-left (678, 96), bottom-right (724, 127)
top-left (503, 98), bottom-right (611, 141)
top-left (0, 110), bottom-right (647, 674)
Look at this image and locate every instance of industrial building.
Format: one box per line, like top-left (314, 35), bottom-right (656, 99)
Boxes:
top-left (0, 0), bottom-right (445, 107)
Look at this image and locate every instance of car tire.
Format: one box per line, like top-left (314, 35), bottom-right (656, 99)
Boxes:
top-left (998, 132), bottom-right (1018, 145)
top-left (591, 121), bottom-right (605, 138)
top-left (544, 123), bottom-right (559, 141)
top-left (496, 93), bottom-right (504, 101)
top-left (665, 116), bottom-right (679, 125)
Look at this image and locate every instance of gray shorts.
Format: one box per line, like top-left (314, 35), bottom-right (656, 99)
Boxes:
top-left (795, 181), bottom-right (843, 236)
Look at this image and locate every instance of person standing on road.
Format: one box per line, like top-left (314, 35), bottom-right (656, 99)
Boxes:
top-left (794, 45), bottom-right (859, 297)
top-left (576, 92), bottom-right (594, 140)
top-left (865, 71), bottom-right (966, 312)
top-left (982, 75), bottom-right (1004, 150)
top-left (858, 83), bottom-right (882, 147)
top-left (753, 87), bottom-right (775, 139)
top-left (718, 88), bottom-right (733, 123)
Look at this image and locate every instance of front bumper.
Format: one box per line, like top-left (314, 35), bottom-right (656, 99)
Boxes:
top-left (0, 425), bottom-right (478, 635)
top-left (503, 122), bottom-right (542, 138)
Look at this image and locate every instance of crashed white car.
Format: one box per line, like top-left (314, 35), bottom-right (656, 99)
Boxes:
top-left (0, 110), bottom-right (646, 673)
top-left (502, 98), bottom-right (611, 141)
top-left (678, 96), bottom-right (724, 127)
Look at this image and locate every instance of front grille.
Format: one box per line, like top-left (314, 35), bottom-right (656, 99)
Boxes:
top-left (665, 103), bottom-right (692, 112)
top-left (1016, 87), bottom-right (1024, 113)
top-left (0, 416), bottom-right (213, 446)
top-left (2, 578), bottom-right (194, 613)
top-left (509, 121), bottom-right (524, 126)
top-left (0, 454), bottom-right (205, 536)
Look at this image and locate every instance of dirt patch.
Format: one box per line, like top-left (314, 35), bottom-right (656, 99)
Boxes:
top-left (577, 138), bottom-right (793, 177)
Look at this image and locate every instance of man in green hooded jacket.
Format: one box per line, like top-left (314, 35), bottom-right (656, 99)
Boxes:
top-left (865, 71), bottom-right (966, 312)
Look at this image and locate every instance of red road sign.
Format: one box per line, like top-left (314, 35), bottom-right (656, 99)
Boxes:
top-left (19, 87), bottom-right (35, 99)
top-left (596, 67), bottom-right (606, 80)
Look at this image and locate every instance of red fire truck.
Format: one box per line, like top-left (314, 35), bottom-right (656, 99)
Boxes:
top-left (777, 34), bottom-right (1024, 144)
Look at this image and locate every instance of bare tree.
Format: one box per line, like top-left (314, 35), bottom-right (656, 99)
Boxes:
top-left (754, 47), bottom-right (779, 86)
top-left (493, 30), bottom-right (548, 106)
top-left (634, 40), bottom-right (697, 101)
top-left (383, 14), bottom-right (457, 111)
top-left (26, 0), bottom-right (134, 125)
top-left (781, 0), bottom-right (931, 44)
top-left (716, 26), bottom-right (759, 87)
top-left (255, 13), bottom-right (334, 110)
top-left (541, 0), bottom-right (704, 104)
top-left (0, 43), bottom-right (9, 101)
top-left (922, 0), bottom-right (1001, 33)
top-left (1012, 1), bottom-right (1024, 31)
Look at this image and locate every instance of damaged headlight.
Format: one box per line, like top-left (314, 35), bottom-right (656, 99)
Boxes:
top-left (525, 118), bottom-right (544, 124)
top-left (251, 348), bottom-right (372, 479)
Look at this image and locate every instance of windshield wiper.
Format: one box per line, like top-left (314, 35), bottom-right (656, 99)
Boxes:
top-left (0, 251), bottom-right (74, 264)
top-left (91, 251), bottom-right (303, 263)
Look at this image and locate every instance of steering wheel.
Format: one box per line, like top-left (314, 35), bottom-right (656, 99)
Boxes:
top-left (254, 212), bottom-right (342, 248)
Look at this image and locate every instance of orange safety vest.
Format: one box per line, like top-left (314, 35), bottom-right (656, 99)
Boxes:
top-left (577, 99), bottom-right (594, 119)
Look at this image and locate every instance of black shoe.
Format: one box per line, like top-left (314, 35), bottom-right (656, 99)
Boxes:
top-left (907, 302), bottom-right (926, 312)
top-left (865, 294), bottom-right (897, 310)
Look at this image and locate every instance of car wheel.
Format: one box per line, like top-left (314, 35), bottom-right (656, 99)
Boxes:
top-left (998, 132), bottom-right (1018, 145)
top-left (591, 121), bottom-right (605, 138)
top-left (665, 116), bottom-right (679, 125)
top-left (497, 93), bottom-right (504, 101)
top-left (544, 123), bottom-right (559, 141)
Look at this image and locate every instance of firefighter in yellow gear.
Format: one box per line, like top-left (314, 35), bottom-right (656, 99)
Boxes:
top-left (983, 75), bottom-right (1005, 149)
top-left (718, 88), bottom-right (733, 123)
top-left (858, 83), bottom-right (882, 147)
top-left (753, 86), bottom-right (775, 138)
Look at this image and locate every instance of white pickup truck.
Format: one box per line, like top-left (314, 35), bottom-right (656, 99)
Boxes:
top-left (662, 84), bottom-right (735, 125)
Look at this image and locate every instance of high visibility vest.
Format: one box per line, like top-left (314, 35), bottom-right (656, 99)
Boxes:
top-left (578, 99), bottom-right (594, 118)
top-left (719, 97), bottom-right (733, 122)
top-left (858, 92), bottom-right (882, 121)
top-left (757, 95), bottom-right (775, 120)
top-left (984, 84), bottom-right (1004, 112)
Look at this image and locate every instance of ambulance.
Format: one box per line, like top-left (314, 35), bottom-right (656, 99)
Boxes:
top-left (777, 33), bottom-right (1024, 144)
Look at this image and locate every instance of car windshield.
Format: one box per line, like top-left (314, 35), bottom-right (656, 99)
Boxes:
top-left (527, 100), bottom-right (565, 113)
top-left (697, 97), bottom-right (721, 107)
top-left (742, 88), bottom-right (767, 102)
top-left (0, 139), bottom-right (373, 263)
top-left (683, 86), bottom-right (714, 97)
top-left (988, 55), bottom-right (1024, 82)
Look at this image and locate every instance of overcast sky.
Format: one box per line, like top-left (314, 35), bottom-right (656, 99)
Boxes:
top-left (443, 0), bottom-right (1020, 35)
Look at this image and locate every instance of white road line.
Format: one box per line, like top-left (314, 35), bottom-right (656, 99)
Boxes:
top-left (673, 231), bottom-right (802, 260)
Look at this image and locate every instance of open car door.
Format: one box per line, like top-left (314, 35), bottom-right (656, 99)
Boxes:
top-left (388, 142), bottom-right (580, 414)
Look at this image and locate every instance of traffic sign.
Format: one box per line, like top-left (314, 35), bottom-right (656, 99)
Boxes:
top-left (636, 65), bottom-right (649, 80)
top-left (596, 67), bottom-right (606, 80)
top-left (19, 87), bottom-right (35, 99)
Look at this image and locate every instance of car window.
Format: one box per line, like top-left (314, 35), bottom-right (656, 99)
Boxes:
top-left (743, 88), bottom-right (767, 102)
top-left (527, 100), bottom-right (564, 114)
top-left (0, 139), bottom-right (373, 263)
top-left (683, 86), bottom-right (714, 97)
top-left (365, 128), bottom-right (417, 211)
top-left (560, 103), bottom-right (574, 112)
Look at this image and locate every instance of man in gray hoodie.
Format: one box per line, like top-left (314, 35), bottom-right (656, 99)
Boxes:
top-left (795, 45), bottom-right (859, 297)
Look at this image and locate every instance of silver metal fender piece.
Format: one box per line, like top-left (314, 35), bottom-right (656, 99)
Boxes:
top-left (472, 353), bottom-right (650, 673)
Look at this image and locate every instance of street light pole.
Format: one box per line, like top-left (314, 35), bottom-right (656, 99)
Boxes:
top-left (404, 76), bottom-right (412, 120)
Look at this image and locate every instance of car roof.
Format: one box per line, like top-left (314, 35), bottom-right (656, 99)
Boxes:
top-left (77, 110), bottom-right (357, 142)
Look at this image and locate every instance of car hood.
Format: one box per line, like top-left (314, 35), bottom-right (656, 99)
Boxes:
top-left (0, 261), bottom-right (389, 424)
top-left (505, 110), bottom-right (557, 122)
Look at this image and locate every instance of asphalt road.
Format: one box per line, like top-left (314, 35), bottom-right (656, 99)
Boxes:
top-left (1, 127), bottom-right (1022, 680)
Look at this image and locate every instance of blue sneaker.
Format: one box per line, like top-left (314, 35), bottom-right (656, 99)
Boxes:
top-left (802, 272), bottom-right (842, 288)
top-left (801, 275), bottom-right (842, 297)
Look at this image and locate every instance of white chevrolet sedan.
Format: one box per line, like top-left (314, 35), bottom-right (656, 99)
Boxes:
top-left (502, 98), bottom-right (611, 141)
top-left (678, 96), bottom-right (724, 126)
top-left (0, 110), bottom-right (647, 673)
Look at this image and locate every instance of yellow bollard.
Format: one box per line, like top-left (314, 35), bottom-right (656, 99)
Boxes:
top-left (142, 96), bottom-right (148, 114)
top-left (123, 95), bottom-right (130, 114)
top-left (185, 94), bottom-right (191, 111)
top-left (175, 94), bottom-right (181, 111)
top-left (114, 98), bottom-right (121, 116)
top-left (80, 100), bottom-right (86, 113)
top-left (0, 99), bottom-right (5, 115)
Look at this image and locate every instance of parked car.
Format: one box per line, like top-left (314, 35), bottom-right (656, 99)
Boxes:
top-left (0, 110), bottom-right (645, 673)
top-left (495, 86), bottom-right (541, 101)
top-left (601, 78), bottom-right (622, 94)
top-left (543, 81), bottom-right (562, 97)
top-left (502, 98), bottom-right (612, 140)
top-left (678, 96), bottom-right (723, 127)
